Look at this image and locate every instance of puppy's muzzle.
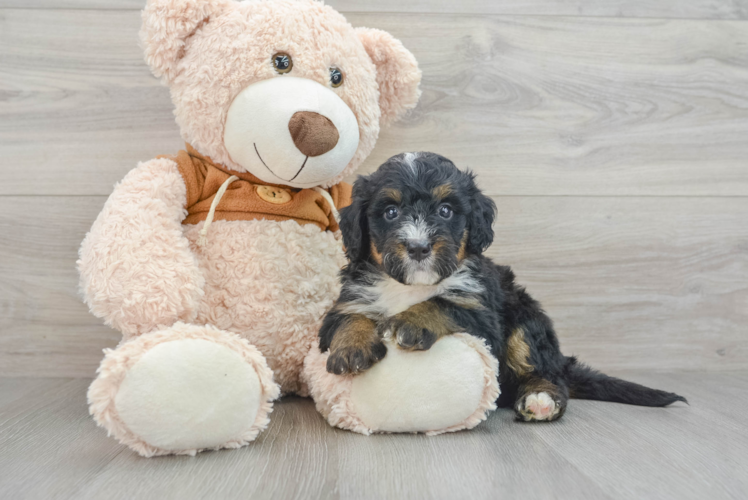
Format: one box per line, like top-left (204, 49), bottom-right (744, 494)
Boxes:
top-left (406, 239), bottom-right (432, 262)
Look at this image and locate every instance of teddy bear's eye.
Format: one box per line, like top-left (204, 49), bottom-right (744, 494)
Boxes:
top-left (330, 67), bottom-right (344, 88)
top-left (272, 53), bottom-right (293, 74)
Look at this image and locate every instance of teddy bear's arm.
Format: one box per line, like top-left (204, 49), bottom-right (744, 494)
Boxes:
top-left (78, 158), bottom-right (205, 338)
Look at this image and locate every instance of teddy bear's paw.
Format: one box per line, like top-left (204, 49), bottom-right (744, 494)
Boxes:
top-left (346, 335), bottom-right (499, 434)
top-left (113, 338), bottom-right (263, 452)
top-left (515, 392), bottom-right (563, 422)
top-left (88, 324), bottom-right (280, 457)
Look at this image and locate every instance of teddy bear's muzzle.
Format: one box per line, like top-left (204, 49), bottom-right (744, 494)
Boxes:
top-left (222, 76), bottom-right (359, 189)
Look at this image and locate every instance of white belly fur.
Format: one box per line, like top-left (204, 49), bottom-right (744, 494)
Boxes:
top-left (183, 219), bottom-right (346, 394)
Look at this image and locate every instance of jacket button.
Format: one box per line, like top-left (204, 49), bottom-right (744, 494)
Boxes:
top-left (257, 185), bottom-right (292, 204)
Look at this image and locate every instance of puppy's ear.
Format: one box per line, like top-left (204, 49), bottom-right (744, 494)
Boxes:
top-left (339, 177), bottom-right (371, 262)
top-left (466, 176), bottom-right (497, 255)
top-left (355, 27), bottom-right (422, 127)
top-left (140, 0), bottom-right (233, 83)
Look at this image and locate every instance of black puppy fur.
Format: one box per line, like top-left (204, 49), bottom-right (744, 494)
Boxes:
top-left (319, 152), bottom-right (686, 421)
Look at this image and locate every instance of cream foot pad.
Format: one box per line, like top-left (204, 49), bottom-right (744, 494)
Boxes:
top-left (305, 333), bottom-right (500, 435)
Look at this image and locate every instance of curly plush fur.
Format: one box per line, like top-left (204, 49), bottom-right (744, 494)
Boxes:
top-left (184, 218), bottom-right (347, 395)
top-left (79, 0), bottom-right (425, 456)
top-left (141, 0), bottom-right (420, 188)
top-left (303, 333), bottom-right (499, 435)
top-left (88, 323), bottom-right (280, 457)
top-left (78, 158), bottom-right (204, 337)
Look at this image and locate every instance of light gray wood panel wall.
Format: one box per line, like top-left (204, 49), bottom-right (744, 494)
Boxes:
top-left (0, 197), bottom-right (119, 378)
top-left (1, 196), bottom-right (745, 377)
top-left (2, 10), bottom-right (748, 196)
top-left (0, 2), bottom-right (746, 376)
top-left (2, 0), bottom-right (747, 20)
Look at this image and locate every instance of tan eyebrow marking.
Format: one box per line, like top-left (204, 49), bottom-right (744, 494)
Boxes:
top-left (431, 184), bottom-right (452, 199)
top-left (381, 188), bottom-right (402, 203)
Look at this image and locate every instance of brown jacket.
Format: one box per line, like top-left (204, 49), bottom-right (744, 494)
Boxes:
top-left (160, 144), bottom-right (352, 232)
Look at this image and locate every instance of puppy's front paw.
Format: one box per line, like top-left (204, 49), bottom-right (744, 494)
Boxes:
top-left (326, 314), bottom-right (386, 375)
top-left (515, 392), bottom-right (563, 422)
top-left (390, 319), bottom-right (438, 351)
top-left (381, 301), bottom-right (456, 352)
top-left (326, 342), bottom-right (387, 375)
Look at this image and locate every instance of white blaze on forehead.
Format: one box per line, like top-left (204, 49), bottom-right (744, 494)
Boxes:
top-left (400, 152), bottom-right (420, 173)
top-left (223, 77), bottom-right (360, 189)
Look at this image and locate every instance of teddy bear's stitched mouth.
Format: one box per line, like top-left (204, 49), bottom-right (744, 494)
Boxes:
top-left (254, 143), bottom-right (308, 183)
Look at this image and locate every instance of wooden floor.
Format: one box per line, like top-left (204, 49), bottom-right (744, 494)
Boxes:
top-left (0, 372), bottom-right (746, 500)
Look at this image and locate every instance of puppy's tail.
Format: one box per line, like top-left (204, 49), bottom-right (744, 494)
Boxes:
top-left (565, 357), bottom-right (687, 407)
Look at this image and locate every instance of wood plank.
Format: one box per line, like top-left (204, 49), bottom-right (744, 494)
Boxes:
top-left (0, 377), bottom-right (68, 410)
top-left (1, 195), bottom-right (746, 377)
top-left (606, 370), bottom-right (748, 431)
top-left (490, 196), bottom-right (748, 372)
top-left (0, 378), bottom-right (125, 499)
top-left (2, 10), bottom-right (748, 196)
top-left (534, 372), bottom-right (748, 499)
top-left (332, 409), bottom-right (612, 500)
top-left (0, 374), bottom-right (746, 500)
top-left (338, 0), bottom-right (748, 18)
top-left (2, 0), bottom-right (747, 20)
top-left (0, 378), bottom-right (610, 500)
top-left (75, 397), bottom-right (339, 500)
top-left (0, 9), bottom-right (184, 196)
top-left (0, 196), bottom-right (120, 378)
top-left (75, 396), bottom-right (611, 500)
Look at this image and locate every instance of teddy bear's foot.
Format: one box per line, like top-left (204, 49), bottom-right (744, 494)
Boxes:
top-left (88, 323), bottom-right (280, 457)
top-left (304, 334), bottom-right (500, 435)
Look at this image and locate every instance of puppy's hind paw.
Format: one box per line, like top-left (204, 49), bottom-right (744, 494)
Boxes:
top-left (515, 392), bottom-right (563, 422)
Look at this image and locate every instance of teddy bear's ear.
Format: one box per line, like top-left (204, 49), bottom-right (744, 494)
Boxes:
top-left (356, 27), bottom-right (422, 127)
top-left (140, 0), bottom-right (232, 82)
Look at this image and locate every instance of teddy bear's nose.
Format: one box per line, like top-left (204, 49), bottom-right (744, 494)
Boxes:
top-left (288, 111), bottom-right (340, 157)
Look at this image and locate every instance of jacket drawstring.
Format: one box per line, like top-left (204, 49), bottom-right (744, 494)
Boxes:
top-left (197, 175), bottom-right (239, 247)
top-left (313, 187), bottom-right (340, 224)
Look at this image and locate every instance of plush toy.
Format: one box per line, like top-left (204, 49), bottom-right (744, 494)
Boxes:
top-left (80, 0), bottom-right (498, 457)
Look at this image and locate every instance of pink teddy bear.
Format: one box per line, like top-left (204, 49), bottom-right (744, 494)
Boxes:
top-left (79, 0), bottom-right (498, 457)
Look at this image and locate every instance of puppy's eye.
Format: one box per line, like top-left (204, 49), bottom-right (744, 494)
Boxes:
top-left (272, 53), bottom-right (293, 74)
top-left (384, 206), bottom-right (399, 221)
top-left (330, 67), bottom-right (344, 87)
top-left (438, 204), bottom-right (453, 219)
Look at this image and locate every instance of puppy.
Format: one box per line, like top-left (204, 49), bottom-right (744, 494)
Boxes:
top-left (319, 152), bottom-right (685, 421)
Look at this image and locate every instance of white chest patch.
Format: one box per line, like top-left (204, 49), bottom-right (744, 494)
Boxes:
top-left (339, 263), bottom-right (484, 318)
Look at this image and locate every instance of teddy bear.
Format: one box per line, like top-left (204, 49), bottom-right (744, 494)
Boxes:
top-left (79, 0), bottom-right (499, 457)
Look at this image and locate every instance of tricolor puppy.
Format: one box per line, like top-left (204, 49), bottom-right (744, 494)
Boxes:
top-left (319, 152), bottom-right (686, 422)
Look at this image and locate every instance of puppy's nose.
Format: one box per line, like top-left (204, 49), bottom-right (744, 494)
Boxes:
top-left (407, 240), bottom-right (432, 262)
top-left (288, 111), bottom-right (340, 157)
